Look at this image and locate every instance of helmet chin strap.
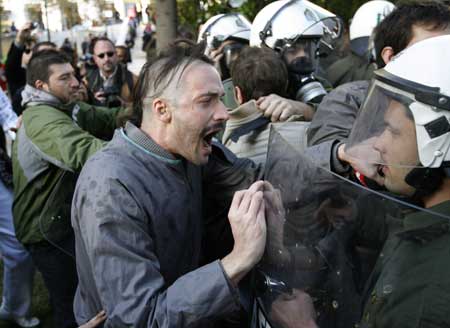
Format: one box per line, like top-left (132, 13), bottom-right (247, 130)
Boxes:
top-left (404, 166), bottom-right (446, 206)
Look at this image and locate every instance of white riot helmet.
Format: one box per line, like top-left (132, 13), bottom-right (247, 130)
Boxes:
top-left (250, 0), bottom-right (341, 51)
top-left (198, 13), bottom-right (251, 48)
top-left (198, 13), bottom-right (252, 79)
top-left (349, 0), bottom-right (395, 57)
top-left (347, 35), bottom-right (450, 195)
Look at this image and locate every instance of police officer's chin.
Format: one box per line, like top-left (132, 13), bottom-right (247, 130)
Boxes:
top-left (383, 170), bottom-right (416, 198)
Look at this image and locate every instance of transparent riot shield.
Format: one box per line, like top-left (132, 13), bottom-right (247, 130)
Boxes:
top-left (252, 126), bottom-right (450, 328)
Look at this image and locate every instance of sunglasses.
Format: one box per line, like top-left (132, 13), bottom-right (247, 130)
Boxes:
top-left (95, 51), bottom-right (115, 59)
top-left (24, 48), bottom-right (32, 54)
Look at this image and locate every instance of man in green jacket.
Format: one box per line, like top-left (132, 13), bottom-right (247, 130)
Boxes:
top-left (12, 49), bottom-right (121, 328)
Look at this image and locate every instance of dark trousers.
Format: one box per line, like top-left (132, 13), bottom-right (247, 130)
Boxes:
top-left (27, 233), bottom-right (78, 328)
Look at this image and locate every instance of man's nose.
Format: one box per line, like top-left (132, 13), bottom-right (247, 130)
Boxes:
top-left (373, 133), bottom-right (386, 155)
top-left (214, 100), bottom-right (230, 122)
top-left (71, 77), bottom-right (80, 88)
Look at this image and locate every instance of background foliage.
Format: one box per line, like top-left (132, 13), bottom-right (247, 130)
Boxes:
top-left (176, 0), bottom-right (399, 37)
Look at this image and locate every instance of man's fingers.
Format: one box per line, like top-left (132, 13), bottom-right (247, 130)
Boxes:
top-left (279, 108), bottom-right (292, 122)
top-left (238, 189), bottom-right (256, 214)
top-left (257, 98), bottom-right (270, 112)
top-left (248, 180), bottom-right (265, 193)
top-left (263, 181), bottom-right (275, 192)
top-left (240, 181), bottom-right (265, 214)
top-left (231, 182), bottom-right (265, 218)
top-left (248, 191), bottom-right (263, 219)
top-left (266, 99), bottom-right (281, 116)
top-left (271, 108), bottom-right (283, 122)
top-left (230, 190), bottom-right (245, 213)
top-left (79, 310), bottom-right (107, 328)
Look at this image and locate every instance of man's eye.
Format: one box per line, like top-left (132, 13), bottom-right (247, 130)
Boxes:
top-left (200, 98), bottom-right (212, 104)
top-left (387, 126), bottom-right (400, 136)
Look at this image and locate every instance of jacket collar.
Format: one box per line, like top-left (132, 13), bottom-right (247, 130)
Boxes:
top-left (21, 85), bottom-right (64, 108)
top-left (396, 201), bottom-right (450, 242)
top-left (222, 100), bottom-right (262, 144)
top-left (122, 122), bottom-right (181, 165)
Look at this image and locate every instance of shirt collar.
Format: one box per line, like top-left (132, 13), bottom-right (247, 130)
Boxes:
top-left (99, 66), bottom-right (118, 81)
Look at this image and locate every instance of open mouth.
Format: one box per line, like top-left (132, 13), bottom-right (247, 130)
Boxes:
top-left (377, 165), bottom-right (386, 177)
top-left (202, 129), bottom-right (220, 149)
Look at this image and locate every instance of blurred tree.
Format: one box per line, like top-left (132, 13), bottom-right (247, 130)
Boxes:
top-left (155, 0), bottom-right (178, 52)
top-left (315, 0), bottom-right (373, 24)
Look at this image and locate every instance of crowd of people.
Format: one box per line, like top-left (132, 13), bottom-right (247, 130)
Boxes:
top-left (0, 0), bottom-right (449, 327)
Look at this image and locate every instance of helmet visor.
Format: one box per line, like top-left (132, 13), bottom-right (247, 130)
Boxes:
top-left (222, 42), bottom-right (245, 68)
top-left (345, 79), bottom-right (432, 192)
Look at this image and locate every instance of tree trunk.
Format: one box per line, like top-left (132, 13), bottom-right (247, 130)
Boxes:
top-left (155, 0), bottom-right (177, 53)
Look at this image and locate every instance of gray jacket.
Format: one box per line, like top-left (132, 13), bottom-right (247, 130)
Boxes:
top-left (71, 123), bottom-right (261, 327)
top-left (306, 81), bottom-right (370, 174)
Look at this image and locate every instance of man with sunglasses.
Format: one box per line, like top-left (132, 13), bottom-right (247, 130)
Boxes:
top-left (84, 37), bottom-right (137, 108)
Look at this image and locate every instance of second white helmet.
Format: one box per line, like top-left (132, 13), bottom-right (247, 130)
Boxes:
top-left (250, 0), bottom-right (341, 50)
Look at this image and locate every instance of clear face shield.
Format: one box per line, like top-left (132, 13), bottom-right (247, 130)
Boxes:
top-left (298, 8), bottom-right (344, 71)
top-left (345, 78), bottom-right (432, 195)
top-left (204, 35), bottom-right (247, 80)
top-left (222, 40), bottom-right (246, 68)
top-left (251, 127), bottom-right (450, 328)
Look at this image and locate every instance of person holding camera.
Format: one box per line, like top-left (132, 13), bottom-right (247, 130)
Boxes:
top-left (5, 22), bottom-right (57, 115)
top-left (5, 22), bottom-right (36, 99)
top-left (84, 37), bottom-right (137, 108)
top-left (5, 23), bottom-right (56, 100)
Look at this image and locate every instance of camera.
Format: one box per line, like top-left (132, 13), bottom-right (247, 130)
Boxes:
top-left (99, 85), bottom-right (121, 108)
top-left (102, 85), bottom-right (120, 98)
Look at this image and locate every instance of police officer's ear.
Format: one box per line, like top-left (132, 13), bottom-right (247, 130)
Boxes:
top-left (381, 46), bottom-right (395, 65)
top-left (152, 98), bottom-right (172, 123)
top-left (234, 86), bottom-right (244, 105)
